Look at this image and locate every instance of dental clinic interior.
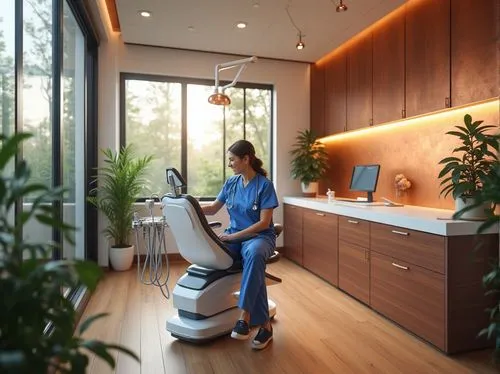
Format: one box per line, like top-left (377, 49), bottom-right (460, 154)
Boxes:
top-left (4, 0), bottom-right (500, 373)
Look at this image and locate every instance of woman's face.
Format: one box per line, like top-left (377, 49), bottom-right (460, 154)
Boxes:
top-left (227, 152), bottom-right (248, 175)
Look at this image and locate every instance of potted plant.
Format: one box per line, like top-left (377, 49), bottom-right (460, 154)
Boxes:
top-left (88, 145), bottom-right (153, 271)
top-left (0, 133), bottom-right (139, 373)
top-left (454, 135), bottom-right (500, 362)
top-left (438, 114), bottom-right (498, 219)
top-left (290, 129), bottom-right (329, 197)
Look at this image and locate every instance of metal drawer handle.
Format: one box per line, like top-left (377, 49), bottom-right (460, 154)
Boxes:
top-left (315, 213), bottom-right (325, 216)
top-left (391, 230), bottom-right (409, 236)
top-left (392, 262), bottom-right (409, 270)
top-left (347, 220), bottom-right (359, 224)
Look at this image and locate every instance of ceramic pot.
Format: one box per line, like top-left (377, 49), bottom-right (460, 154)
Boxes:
top-left (109, 245), bottom-right (134, 271)
top-left (301, 182), bottom-right (318, 197)
top-left (455, 197), bottom-right (491, 220)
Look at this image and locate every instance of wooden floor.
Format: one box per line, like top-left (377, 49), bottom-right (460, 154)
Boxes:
top-left (80, 258), bottom-right (499, 374)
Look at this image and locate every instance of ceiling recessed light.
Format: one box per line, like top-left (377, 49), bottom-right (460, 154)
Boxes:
top-left (187, 26), bottom-right (195, 31)
top-left (139, 10), bottom-right (152, 18)
top-left (236, 22), bottom-right (247, 29)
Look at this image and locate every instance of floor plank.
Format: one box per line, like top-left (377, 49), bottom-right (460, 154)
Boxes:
top-left (80, 259), bottom-right (499, 374)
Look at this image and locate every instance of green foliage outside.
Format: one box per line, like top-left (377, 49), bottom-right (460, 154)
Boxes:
top-left (0, 133), bottom-right (139, 373)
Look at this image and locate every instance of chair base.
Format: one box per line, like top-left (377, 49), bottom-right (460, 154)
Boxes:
top-left (167, 299), bottom-right (277, 342)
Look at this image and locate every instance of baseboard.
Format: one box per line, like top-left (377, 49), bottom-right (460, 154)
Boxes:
top-left (133, 253), bottom-right (186, 264)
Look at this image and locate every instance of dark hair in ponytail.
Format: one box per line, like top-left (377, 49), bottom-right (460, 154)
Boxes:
top-left (228, 140), bottom-right (267, 177)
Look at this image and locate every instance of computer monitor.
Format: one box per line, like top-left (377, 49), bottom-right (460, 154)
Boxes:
top-left (349, 164), bottom-right (380, 202)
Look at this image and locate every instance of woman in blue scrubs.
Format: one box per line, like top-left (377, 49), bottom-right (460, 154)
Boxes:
top-left (201, 139), bottom-right (279, 350)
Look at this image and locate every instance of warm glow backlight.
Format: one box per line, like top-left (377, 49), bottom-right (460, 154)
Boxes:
top-left (319, 99), bottom-right (499, 143)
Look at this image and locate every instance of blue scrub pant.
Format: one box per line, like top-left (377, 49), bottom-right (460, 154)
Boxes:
top-left (226, 234), bottom-right (275, 326)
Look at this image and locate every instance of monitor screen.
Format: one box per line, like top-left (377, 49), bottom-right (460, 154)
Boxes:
top-left (349, 165), bottom-right (380, 201)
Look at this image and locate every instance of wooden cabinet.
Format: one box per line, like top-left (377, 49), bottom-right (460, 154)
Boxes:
top-left (302, 209), bottom-right (338, 285)
top-left (310, 63), bottom-right (325, 137)
top-left (370, 251), bottom-right (445, 350)
top-left (372, 11), bottom-right (405, 124)
top-left (347, 35), bottom-right (373, 130)
top-left (283, 204), bottom-right (303, 265)
top-left (405, 0), bottom-right (450, 117)
top-left (324, 53), bottom-right (347, 135)
top-left (451, 0), bottom-right (499, 106)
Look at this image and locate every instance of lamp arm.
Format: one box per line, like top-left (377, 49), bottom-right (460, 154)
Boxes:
top-left (221, 64), bottom-right (247, 91)
top-left (213, 56), bottom-right (258, 92)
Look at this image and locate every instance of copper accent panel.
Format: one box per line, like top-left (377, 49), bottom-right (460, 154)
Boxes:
top-left (370, 251), bottom-right (445, 351)
top-left (322, 101), bottom-right (499, 209)
top-left (371, 222), bottom-right (445, 274)
top-left (105, 0), bottom-right (121, 32)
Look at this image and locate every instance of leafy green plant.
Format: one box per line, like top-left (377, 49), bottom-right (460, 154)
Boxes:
top-left (0, 133), bottom-right (139, 373)
top-left (454, 135), bottom-right (500, 362)
top-left (289, 129), bottom-right (329, 186)
top-left (438, 114), bottom-right (498, 200)
top-left (88, 145), bottom-right (153, 247)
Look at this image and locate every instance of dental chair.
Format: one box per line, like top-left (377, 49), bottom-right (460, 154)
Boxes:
top-left (161, 168), bottom-right (282, 343)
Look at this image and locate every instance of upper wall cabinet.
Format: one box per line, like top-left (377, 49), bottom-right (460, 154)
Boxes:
top-left (405, 0), bottom-right (450, 117)
top-left (310, 64), bottom-right (325, 138)
top-left (347, 36), bottom-right (373, 130)
top-left (451, 0), bottom-right (499, 107)
top-left (373, 10), bottom-right (405, 125)
top-left (324, 52), bottom-right (347, 135)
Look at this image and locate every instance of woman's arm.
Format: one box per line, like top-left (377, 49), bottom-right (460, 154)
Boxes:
top-left (219, 208), bottom-right (274, 241)
top-left (201, 200), bottom-right (224, 215)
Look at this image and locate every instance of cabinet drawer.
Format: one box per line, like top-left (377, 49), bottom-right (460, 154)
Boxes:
top-left (370, 252), bottom-right (445, 350)
top-left (339, 216), bottom-right (370, 248)
top-left (370, 222), bottom-right (445, 274)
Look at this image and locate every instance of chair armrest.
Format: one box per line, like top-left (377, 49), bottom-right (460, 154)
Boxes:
top-left (208, 221), bottom-right (222, 229)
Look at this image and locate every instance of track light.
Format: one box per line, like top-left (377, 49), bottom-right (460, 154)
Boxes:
top-left (286, 5), bottom-right (305, 52)
top-left (336, 0), bottom-right (348, 12)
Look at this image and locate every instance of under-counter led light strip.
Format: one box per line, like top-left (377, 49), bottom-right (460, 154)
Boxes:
top-left (319, 98), bottom-right (499, 143)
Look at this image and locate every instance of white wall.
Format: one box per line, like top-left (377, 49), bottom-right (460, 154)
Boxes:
top-left (96, 32), bottom-right (309, 266)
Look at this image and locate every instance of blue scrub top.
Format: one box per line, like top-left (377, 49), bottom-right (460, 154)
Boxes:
top-left (216, 173), bottom-right (279, 237)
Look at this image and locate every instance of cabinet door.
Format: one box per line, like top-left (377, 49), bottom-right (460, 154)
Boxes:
top-left (405, 0), bottom-right (450, 117)
top-left (283, 204), bottom-right (303, 265)
top-left (373, 10), bottom-right (405, 124)
top-left (324, 52), bottom-right (347, 135)
top-left (302, 209), bottom-right (338, 285)
top-left (347, 35), bottom-right (373, 131)
top-left (451, 0), bottom-right (499, 106)
top-left (339, 240), bottom-right (369, 304)
top-left (370, 252), bottom-right (445, 350)
top-left (310, 63), bottom-right (325, 137)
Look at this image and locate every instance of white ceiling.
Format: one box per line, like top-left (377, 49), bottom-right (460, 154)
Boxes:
top-left (115, 0), bottom-right (408, 63)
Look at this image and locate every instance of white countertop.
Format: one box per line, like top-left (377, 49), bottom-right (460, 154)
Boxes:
top-left (283, 196), bottom-right (499, 236)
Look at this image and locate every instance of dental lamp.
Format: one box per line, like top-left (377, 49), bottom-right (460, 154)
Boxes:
top-left (208, 56), bottom-right (258, 106)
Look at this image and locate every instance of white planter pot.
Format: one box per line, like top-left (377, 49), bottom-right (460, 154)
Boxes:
top-left (301, 181), bottom-right (318, 197)
top-left (109, 245), bottom-right (134, 271)
top-left (454, 197), bottom-right (491, 220)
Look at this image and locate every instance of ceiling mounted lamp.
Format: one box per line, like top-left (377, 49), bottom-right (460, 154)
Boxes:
top-left (336, 0), bottom-right (348, 12)
top-left (208, 56), bottom-right (258, 106)
top-left (296, 32), bottom-right (305, 50)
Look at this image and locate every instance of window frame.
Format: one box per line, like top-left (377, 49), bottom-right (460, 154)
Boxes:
top-left (119, 72), bottom-right (274, 201)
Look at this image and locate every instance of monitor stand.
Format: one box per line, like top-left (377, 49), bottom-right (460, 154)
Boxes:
top-left (366, 191), bottom-right (374, 202)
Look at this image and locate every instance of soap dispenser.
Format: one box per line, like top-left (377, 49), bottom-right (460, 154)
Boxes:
top-left (327, 188), bottom-right (335, 202)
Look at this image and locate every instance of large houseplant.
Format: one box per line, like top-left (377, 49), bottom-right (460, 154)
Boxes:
top-left (438, 114), bottom-right (498, 219)
top-left (290, 129), bottom-right (329, 196)
top-left (88, 145), bottom-right (153, 271)
top-left (0, 133), bottom-right (139, 373)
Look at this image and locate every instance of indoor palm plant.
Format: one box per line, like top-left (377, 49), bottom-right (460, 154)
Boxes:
top-left (88, 145), bottom-right (153, 271)
top-left (0, 133), bottom-right (139, 373)
top-left (438, 114), bottom-right (498, 219)
top-left (290, 129), bottom-right (329, 196)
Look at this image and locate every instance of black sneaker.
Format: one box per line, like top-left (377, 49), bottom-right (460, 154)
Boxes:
top-left (252, 326), bottom-right (273, 350)
top-left (231, 320), bottom-right (250, 340)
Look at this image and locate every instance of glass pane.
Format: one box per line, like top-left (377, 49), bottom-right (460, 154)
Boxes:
top-left (245, 88), bottom-right (272, 176)
top-left (62, 1), bottom-right (85, 259)
top-left (125, 80), bottom-right (182, 198)
top-left (224, 87), bottom-right (244, 179)
top-left (186, 84), bottom-right (224, 197)
top-left (22, 0), bottom-right (53, 250)
top-left (0, 0), bottom-right (15, 227)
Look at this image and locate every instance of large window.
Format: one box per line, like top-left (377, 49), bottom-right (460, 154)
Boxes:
top-left (121, 73), bottom-right (273, 199)
top-left (1, 0), bottom-right (98, 261)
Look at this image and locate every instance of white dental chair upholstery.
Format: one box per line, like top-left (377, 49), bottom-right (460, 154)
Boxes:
top-left (161, 168), bottom-right (282, 342)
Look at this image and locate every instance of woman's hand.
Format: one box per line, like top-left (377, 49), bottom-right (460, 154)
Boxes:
top-left (218, 232), bottom-right (236, 242)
